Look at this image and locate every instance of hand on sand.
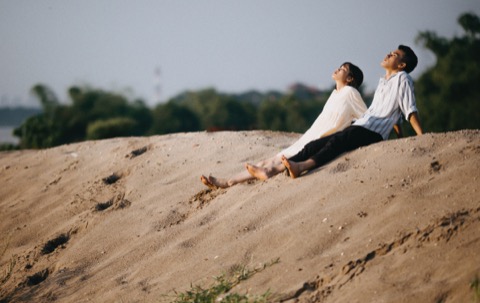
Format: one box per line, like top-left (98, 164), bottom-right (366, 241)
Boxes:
top-left (281, 155), bottom-right (299, 179)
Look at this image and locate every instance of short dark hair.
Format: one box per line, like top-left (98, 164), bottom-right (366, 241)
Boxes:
top-left (398, 45), bottom-right (418, 73)
top-left (342, 62), bottom-right (364, 89)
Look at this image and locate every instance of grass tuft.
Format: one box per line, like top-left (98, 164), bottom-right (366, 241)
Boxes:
top-left (472, 275), bottom-right (480, 303)
top-left (0, 233), bottom-right (16, 287)
top-left (168, 258), bottom-right (279, 303)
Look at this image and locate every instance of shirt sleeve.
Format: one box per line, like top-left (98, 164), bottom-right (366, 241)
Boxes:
top-left (328, 87), bottom-right (367, 132)
top-left (398, 73), bottom-right (418, 121)
top-left (347, 87), bottom-right (368, 120)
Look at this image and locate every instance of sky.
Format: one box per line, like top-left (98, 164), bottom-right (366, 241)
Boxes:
top-left (1, 0), bottom-right (479, 108)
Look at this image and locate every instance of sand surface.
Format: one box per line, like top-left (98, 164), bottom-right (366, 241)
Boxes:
top-left (1, 130), bottom-right (479, 303)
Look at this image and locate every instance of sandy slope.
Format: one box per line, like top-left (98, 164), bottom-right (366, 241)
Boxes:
top-left (0, 130), bottom-right (479, 303)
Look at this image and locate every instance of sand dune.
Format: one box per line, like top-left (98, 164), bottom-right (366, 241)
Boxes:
top-left (1, 130), bottom-right (479, 303)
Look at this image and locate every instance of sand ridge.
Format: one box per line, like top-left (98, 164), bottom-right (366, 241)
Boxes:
top-left (0, 130), bottom-right (479, 302)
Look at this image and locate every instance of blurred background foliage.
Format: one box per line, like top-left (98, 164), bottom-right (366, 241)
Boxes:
top-left (414, 12), bottom-right (480, 133)
top-left (8, 12), bottom-right (480, 149)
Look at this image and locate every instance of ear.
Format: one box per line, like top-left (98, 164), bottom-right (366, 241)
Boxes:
top-left (398, 62), bottom-right (407, 71)
top-left (346, 76), bottom-right (353, 84)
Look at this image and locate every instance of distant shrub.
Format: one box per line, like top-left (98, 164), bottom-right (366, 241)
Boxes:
top-left (86, 117), bottom-right (138, 140)
top-left (14, 115), bottom-right (57, 148)
top-left (0, 143), bottom-right (20, 151)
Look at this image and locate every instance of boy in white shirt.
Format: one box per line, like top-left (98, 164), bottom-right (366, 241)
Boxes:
top-left (279, 45), bottom-right (423, 179)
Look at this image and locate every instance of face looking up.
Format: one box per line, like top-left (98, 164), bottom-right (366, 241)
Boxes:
top-left (332, 64), bottom-right (352, 85)
top-left (381, 49), bottom-right (407, 71)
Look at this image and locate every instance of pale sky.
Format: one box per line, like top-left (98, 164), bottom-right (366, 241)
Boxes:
top-left (1, 0), bottom-right (479, 108)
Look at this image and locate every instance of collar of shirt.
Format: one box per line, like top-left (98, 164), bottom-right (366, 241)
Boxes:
top-left (380, 71), bottom-right (404, 84)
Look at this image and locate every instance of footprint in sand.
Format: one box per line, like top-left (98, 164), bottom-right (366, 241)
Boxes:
top-left (41, 233), bottom-right (70, 255)
top-left (26, 269), bottom-right (49, 286)
top-left (102, 173), bottom-right (121, 185)
top-left (93, 192), bottom-right (131, 212)
top-left (95, 199), bottom-right (113, 211)
top-left (126, 146), bottom-right (148, 159)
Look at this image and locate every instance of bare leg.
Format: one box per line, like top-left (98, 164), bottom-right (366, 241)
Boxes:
top-left (200, 156), bottom-right (282, 189)
top-left (200, 171), bottom-right (255, 189)
top-left (280, 156), bottom-right (300, 179)
top-left (201, 170), bottom-right (256, 189)
top-left (245, 155), bottom-right (286, 181)
top-left (281, 155), bottom-right (316, 179)
top-left (245, 163), bottom-right (269, 180)
top-left (207, 175), bottom-right (231, 188)
top-left (201, 175), bottom-right (231, 189)
top-left (246, 161), bottom-right (285, 180)
top-left (219, 156), bottom-right (281, 185)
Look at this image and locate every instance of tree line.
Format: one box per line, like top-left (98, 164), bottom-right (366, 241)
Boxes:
top-left (12, 83), bottom-right (333, 149)
top-left (8, 12), bottom-right (480, 150)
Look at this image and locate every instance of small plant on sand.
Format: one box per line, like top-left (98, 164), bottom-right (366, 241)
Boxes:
top-left (0, 257), bottom-right (16, 287)
top-left (169, 258), bottom-right (279, 303)
top-left (0, 233), bottom-right (16, 287)
top-left (472, 275), bottom-right (480, 303)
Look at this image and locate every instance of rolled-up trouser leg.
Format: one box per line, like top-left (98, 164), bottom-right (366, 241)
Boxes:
top-left (288, 133), bottom-right (336, 163)
top-left (289, 126), bottom-right (382, 169)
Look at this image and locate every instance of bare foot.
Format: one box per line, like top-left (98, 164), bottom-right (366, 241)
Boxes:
top-left (207, 175), bottom-right (230, 188)
top-left (200, 175), bottom-right (217, 189)
top-left (245, 163), bottom-right (269, 180)
top-left (281, 155), bottom-right (300, 179)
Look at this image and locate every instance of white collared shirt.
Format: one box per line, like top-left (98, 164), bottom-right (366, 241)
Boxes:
top-left (353, 71), bottom-right (418, 140)
top-left (278, 86), bottom-right (367, 157)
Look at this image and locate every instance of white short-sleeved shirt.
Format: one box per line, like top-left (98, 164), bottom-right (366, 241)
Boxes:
top-left (278, 86), bottom-right (367, 158)
top-left (353, 71), bottom-right (418, 140)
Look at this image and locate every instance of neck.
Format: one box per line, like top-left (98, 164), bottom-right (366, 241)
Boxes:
top-left (335, 82), bottom-right (347, 91)
top-left (385, 69), bottom-right (402, 80)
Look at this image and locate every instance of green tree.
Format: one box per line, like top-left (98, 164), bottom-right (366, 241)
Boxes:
top-left (170, 88), bottom-right (256, 131)
top-left (415, 12), bottom-right (480, 132)
top-left (14, 84), bottom-right (63, 148)
top-left (206, 97), bottom-right (256, 131)
top-left (257, 94), bottom-right (326, 133)
top-left (31, 84), bottom-right (59, 118)
top-left (257, 99), bottom-right (288, 131)
top-left (61, 87), bottom-right (152, 140)
top-left (16, 85), bottom-right (153, 148)
top-left (124, 99), bottom-right (153, 136)
top-left (150, 102), bottom-right (200, 134)
top-left (14, 115), bottom-right (55, 148)
top-left (67, 88), bottom-right (132, 140)
top-left (170, 88), bottom-right (221, 129)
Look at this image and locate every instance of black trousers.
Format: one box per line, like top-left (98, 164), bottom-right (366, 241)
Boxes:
top-left (289, 126), bottom-right (383, 169)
